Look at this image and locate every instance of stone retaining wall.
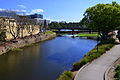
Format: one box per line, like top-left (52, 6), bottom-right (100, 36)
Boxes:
top-left (0, 33), bottom-right (56, 55)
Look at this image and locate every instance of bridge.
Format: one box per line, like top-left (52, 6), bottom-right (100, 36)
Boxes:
top-left (51, 27), bottom-right (98, 34)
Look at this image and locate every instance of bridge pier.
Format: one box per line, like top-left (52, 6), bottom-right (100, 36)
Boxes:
top-left (72, 29), bottom-right (74, 35)
top-left (58, 29), bottom-right (61, 34)
top-left (89, 29), bottom-right (92, 34)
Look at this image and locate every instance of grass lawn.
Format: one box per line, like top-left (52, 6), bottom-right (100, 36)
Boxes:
top-left (77, 33), bottom-right (98, 37)
top-left (45, 31), bottom-right (54, 35)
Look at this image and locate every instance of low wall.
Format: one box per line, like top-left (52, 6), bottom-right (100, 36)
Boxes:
top-left (0, 33), bottom-right (56, 55)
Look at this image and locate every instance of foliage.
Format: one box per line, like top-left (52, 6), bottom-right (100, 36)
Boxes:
top-left (77, 33), bottom-right (98, 37)
top-left (57, 71), bottom-right (73, 80)
top-left (115, 64), bottom-right (120, 71)
top-left (115, 64), bottom-right (120, 80)
top-left (82, 1), bottom-right (120, 39)
top-left (73, 38), bottom-right (115, 70)
top-left (49, 22), bottom-right (82, 29)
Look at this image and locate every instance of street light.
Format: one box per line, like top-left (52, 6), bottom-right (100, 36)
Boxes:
top-left (96, 24), bottom-right (100, 53)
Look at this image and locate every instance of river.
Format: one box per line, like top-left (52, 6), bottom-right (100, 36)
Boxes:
top-left (0, 36), bottom-right (97, 80)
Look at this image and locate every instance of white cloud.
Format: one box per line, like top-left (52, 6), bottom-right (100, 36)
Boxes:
top-left (21, 10), bottom-right (27, 12)
top-left (13, 9), bottom-right (27, 13)
top-left (0, 8), bottom-right (5, 11)
top-left (46, 17), bottom-right (66, 22)
top-left (31, 9), bottom-right (44, 14)
top-left (45, 17), bottom-right (54, 21)
top-left (17, 5), bottom-right (26, 8)
top-left (25, 12), bottom-right (31, 15)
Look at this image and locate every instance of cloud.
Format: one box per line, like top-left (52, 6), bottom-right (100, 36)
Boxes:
top-left (45, 17), bottom-right (55, 21)
top-left (21, 10), bottom-right (27, 12)
top-left (13, 9), bottom-right (27, 13)
top-left (0, 8), bottom-right (5, 11)
top-left (46, 17), bottom-right (66, 22)
top-left (31, 9), bottom-right (44, 14)
top-left (17, 5), bottom-right (26, 8)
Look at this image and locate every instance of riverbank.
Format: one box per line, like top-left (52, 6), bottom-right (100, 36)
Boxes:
top-left (0, 33), bottom-right (56, 55)
top-left (77, 33), bottom-right (98, 37)
top-left (57, 38), bottom-right (115, 80)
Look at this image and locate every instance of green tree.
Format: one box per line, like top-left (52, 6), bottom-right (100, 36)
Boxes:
top-left (49, 22), bottom-right (61, 29)
top-left (82, 1), bottom-right (120, 39)
top-left (49, 22), bottom-right (81, 29)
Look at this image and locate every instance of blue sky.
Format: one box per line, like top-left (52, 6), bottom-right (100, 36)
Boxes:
top-left (0, 0), bottom-right (120, 22)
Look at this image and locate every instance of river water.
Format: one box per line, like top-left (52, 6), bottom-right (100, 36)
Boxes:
top-left (0, 36), bottom-right (97, 80)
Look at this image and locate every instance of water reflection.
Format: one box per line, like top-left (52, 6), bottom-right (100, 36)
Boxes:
top-left (0, 36), bottom-right (97, 80)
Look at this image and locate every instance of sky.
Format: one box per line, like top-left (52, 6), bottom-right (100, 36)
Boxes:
top-left (0, 0), bottom-right (120, 22)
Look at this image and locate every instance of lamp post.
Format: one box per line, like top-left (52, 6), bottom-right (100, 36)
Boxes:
top-left (97, 32), bottom-right (99, 52)
top-left (96, 25), bottom-right (100, 53)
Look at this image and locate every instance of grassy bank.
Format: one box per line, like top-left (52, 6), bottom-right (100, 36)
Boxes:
top-left (73, 38), bottom-right (115, 70)
top-left (9, 48), bottom-right (23, 52)
top-left (45, 31), bottom-right (54, 35)
top-left (114, 64), bottom-right (120, 80)
top-left (57, 38), bottom-right (115, 80)
top-left (77, 33), bottom-right (98, 37)
top-left (57, 71), bottom-right (73, 80)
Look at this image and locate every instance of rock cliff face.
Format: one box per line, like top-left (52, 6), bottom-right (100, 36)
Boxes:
top-left (0, 33), bottom-right (56, 55)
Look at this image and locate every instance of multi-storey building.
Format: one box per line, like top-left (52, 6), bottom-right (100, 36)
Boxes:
top-left (28, 14), bottom-right (50, 30)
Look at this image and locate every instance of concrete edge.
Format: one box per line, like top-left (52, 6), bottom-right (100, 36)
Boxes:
top-left (104, 57), bottom-right (120, 80)
top-left (104, 62), bottom-right (114, 80)
top-left (74, 63), bottom-right (90, 80)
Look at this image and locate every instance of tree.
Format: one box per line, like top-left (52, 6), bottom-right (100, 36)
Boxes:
top-left (49, 22), bottom-right (81, 29)
top-left (82, 1), bottom-right (120, 39)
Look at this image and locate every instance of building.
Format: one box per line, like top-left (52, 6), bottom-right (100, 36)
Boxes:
top-left (0, 11), bottom-right (50, 40)
top-left (0, 10), bottom-right (17, 18)
top-left (28, 14), bottom-right (50, 30)
top-left (29, 14), bottom-right (43, 19)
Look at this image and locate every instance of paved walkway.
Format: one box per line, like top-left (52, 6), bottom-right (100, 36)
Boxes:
top-left (74, 44), bottom-right (120, 80)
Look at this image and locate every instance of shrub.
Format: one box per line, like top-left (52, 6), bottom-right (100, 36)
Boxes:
top-left (98, 38), bottom-right (115, 45)
top-left (57, 71), bottom-right (73, 80)
top-left (115, 64), bottom-right (120, 71)
top-left (115, 70), bottom-right (120, 79)
top-left (73, 57), bottom-right (89, 70)
top-left (89, 53), bottom-right (101, 59)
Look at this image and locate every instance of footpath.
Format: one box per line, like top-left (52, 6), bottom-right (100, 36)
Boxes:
top-left (74, 44), bottom-right (120, 80)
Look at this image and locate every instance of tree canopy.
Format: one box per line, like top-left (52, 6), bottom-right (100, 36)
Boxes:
top-left (49, 22), bottom-right (82, 29)
top-left (82, 1), bottom-right (120, 39)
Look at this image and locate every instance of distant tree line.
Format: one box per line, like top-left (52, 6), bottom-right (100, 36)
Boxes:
top-left (48, 22), bottom-right (83, 29)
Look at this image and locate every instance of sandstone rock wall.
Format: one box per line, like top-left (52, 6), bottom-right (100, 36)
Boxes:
top-left (0, 33), bottom-right (56, 55)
